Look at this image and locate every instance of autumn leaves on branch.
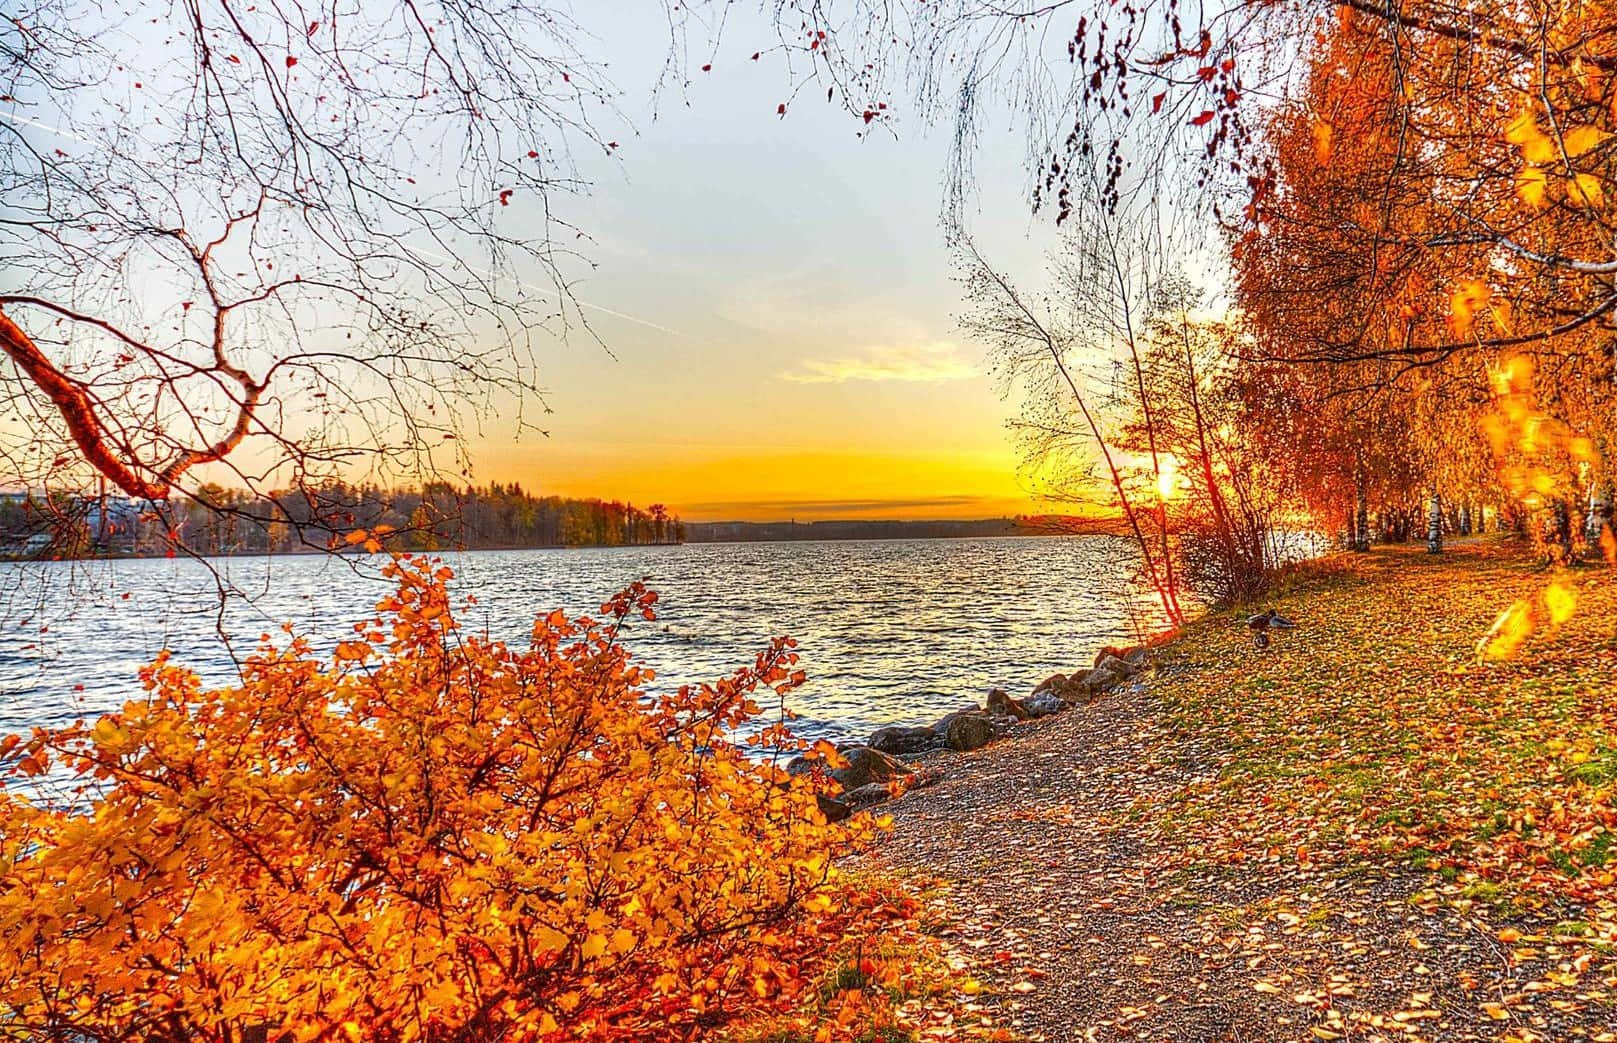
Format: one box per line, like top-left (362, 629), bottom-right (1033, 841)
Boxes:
top-left (0, 554), bottom-right (913, 1042)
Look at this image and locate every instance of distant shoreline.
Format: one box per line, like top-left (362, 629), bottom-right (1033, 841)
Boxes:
top-left (0, 522), bottom-right (1130, 563)
top-left (684, 516), bottom-right (1126, 543)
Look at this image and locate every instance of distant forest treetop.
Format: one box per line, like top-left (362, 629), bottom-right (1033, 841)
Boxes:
top-left (0, 482), bottom-right (683, 559)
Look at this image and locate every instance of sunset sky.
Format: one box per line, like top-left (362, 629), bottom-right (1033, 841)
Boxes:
top-left (462, 4), bottom-right (1062, 522)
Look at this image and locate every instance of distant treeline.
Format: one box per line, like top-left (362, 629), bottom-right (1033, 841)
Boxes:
top-left (0, 482), bottom-right (684, 558)
top-left (682, 517), bottom-right (1117, 543)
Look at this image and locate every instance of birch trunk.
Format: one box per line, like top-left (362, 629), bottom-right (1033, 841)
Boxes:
top-left (1354, 471), bottom-right (1369, 552)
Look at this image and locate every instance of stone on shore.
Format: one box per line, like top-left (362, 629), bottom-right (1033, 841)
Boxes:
top-left (831, 746), bottom-right (915, 791)
top-left (985, 687), bottom-right (1029, 721)
top-left (842, 781), bottom-right (899, 810)
top-left (1091, 644), bottom-right (1129, 668)
top-left (867, 724), bottom-right (937, 755)
top-left (815, 793), bottom-right (851, 823)
top-left (1031, 672), bottom-right (1067, 696)
top-left (1093, 653), bottom-right (1139, 679)
top-left (1079, 665), bottom-right (1124, 693)
top-left (1023, 691), bottom-right (1068, 717)
top-left (943, 712), bottom-right (996, 751)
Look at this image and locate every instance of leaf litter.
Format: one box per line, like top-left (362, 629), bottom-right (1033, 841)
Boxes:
top-left (866, 542), bottom-right (1617, 1041)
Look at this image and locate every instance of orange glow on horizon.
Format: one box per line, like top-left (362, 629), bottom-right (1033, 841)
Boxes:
top-left (466, 442), bottom-right (1056, 522)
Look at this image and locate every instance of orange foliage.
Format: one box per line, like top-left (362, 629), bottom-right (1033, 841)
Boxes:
top-left (0, 554), bottom-right (901, 1042)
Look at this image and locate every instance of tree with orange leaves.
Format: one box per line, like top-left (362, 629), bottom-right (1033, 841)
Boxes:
top-left (1230, 4), bottom-right (1617, 554)
top-left (0, 552), bottom-right (906, 1042)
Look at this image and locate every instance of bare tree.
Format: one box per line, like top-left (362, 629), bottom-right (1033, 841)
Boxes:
top-left (960, 225), bottom-right (1187, 627)
top-left (1, 0), bottom-right (692, 548)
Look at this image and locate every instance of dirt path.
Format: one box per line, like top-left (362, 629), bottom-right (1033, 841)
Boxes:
top-left (873, 549), bottom-right (1617, 1041)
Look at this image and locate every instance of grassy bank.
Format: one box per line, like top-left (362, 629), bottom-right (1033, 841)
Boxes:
top-left (877, 538), bottom-right (1617, 1041)
top-left (1154, 539), bottom-right (1617, 921)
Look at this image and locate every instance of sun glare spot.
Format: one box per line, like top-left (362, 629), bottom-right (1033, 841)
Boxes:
top-left (1477, 599), bottom-right (1534, 662)
top-left (1544, 580), bottom-right (1577, 627)
top-left (1157, 457), bottom-right (1180, 502)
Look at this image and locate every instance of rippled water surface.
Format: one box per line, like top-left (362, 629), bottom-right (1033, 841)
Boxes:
top-left (1, 537), bottom-right (1165, 747)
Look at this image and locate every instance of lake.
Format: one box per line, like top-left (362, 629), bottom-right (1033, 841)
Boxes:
top-left (0, 536), bottom-right (1167, 753)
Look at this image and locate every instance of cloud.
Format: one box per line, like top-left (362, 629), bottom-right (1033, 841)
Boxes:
top-left (778, 341), bottom-right (976, 384)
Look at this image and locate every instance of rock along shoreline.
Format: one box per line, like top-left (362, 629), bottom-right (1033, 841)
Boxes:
top-left (790, 641), bottom-right (1160, 822)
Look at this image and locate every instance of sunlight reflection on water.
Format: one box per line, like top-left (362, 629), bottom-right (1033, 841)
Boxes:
top-left (0, 536), bottom-right (1167, 751)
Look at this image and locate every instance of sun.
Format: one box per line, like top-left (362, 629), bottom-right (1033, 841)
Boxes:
top-left (1156, 456), bottom-right (1182, 502)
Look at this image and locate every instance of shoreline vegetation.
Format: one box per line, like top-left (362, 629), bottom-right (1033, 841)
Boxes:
top-left (0, 482), bottom-right (686, 560)
top-left (839, 537), bottom-right (1616, 1041)
top-left (1, 486), bottom-right (1128, 560)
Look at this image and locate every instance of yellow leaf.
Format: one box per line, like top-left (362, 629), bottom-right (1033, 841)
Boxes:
top-left (1541, 581), bottom-right (1577, 626)
top-left (1571, 172), bottom-right (1604, 207)
top-left (1504, 110), bottom-right (1541, 145)
top-left (533, 926), bottom-right (568, 953)
top-left (344, 529), bottom-right (369, 545)
top-left (333, 641), bottom-right (371, 663)
top-left (1523, 134), bottom-right (1559, 165)
top-left (1563, 124), bottom-right (1607, 157)
top-left (1516, 165), bottom-right (1548, 209)
top-left (580, 934), bottom-right (608, 959)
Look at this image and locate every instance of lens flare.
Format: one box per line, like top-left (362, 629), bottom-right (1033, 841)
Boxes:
top-left (1477, 599), bottom-right (1534, 661)
top-left (1543, 580), bottom-right (1577, 627)
top-left (1476, 353), bottom-right (1602, 653)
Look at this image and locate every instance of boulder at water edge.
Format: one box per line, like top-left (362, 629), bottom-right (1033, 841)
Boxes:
top-left (985, 687), bottom-right (1029, 721)
top-left (1022, 691), bottom-right (1068, 717)
top-left (1031, 672), bottom-right (1066, 696)
top-left (867, 724), bottom-right (937, 755)
top-left (943, 712), bottom-right (996, 751)
top-left (831, 746), bottom-right (916, 791)
top-left (1091, 645), bottom-right (1130, 668)
top-left (1094, 653), bottom-right (1139, 679)
top-left (842, 782), bottom-right (899, 810)
top-left (815, 793), bottom-right (851, 823)
top-left (1078, 665), bottom-right (1123, 694)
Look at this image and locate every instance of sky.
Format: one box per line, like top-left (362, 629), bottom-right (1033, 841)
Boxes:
top-left (458, 3), bottom-right (1066, 522)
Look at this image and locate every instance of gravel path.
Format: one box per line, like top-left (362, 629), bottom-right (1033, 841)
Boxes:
top-left (872, 682), bottom-right (1617, 1042)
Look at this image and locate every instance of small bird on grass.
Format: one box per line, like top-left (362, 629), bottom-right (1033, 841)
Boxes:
top-left (1247, 608), bottom-right (1296, 649)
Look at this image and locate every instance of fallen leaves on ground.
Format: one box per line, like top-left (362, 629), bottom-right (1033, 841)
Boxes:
top-left (873, 540), bottom-right (1617, 1041)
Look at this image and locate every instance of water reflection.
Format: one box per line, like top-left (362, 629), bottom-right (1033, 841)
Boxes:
top-left (1, 537), bottom-right (1167, 748)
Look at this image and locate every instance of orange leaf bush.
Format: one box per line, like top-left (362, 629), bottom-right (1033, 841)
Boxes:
top-left (0, 556), bottom-right (892, 1042)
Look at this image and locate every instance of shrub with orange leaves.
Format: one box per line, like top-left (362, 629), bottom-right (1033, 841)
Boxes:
top-left (0, 554), bottom-right (897, 1042)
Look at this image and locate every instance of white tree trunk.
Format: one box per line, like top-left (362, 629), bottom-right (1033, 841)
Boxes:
top-left (1427, 488), bottom-right (1443, 554)
top-left (1354, 471), bottom-right (1369, 552)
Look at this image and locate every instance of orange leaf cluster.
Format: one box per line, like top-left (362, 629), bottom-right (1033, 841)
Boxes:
top-left (0, 557), bottom-right (899, 1042)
